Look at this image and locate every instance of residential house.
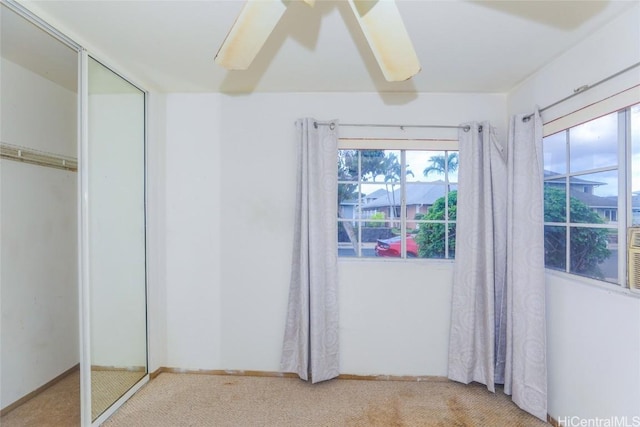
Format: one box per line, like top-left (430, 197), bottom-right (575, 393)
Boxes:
top-left (339, 188), bottom-right (388, 224)
top-left (545, 170), bottom-right (619, 223)
top-left (545, 171), bottom-right (640, 225)
top-left (360, 181), bottom-right (458, 229)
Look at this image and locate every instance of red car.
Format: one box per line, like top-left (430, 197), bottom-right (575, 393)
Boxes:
top-left (375, 235), bottom-right (418, 258)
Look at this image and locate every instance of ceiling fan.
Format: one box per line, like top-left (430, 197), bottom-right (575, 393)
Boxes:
top-left (214, 0), bottom-right (421, 82)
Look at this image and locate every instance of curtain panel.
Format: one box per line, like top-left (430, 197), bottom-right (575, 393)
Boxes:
top-left (448, 114), bottom-right (547, 421)
top-left (503, 111), bottom-right (547, 420)
top-left (280, 118), bottom-right (340, 384)
top-left (448, 121), bottom-right (507, 391)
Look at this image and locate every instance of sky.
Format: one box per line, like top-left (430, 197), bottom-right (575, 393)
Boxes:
top-left (349, 150), bottom-right (457, 197)
top-left (543, 104), bottom-right (640, 197)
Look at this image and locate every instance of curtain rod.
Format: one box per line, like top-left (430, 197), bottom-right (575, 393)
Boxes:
top-left (314, 122), bottom-right (472, 132)
top-left (0, 142), bottom-right (78, 172)
top-left (317, 61), bottom-right (639, 127)
top-left (524, 61), bottom-right (640, 121)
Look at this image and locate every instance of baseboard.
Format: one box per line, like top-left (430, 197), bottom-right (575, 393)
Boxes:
top-left (149, 367), bottom-right (449, 383)
top-left (338, 373), bottom-right (449, 382)
top-left (0, 363), bottom-right (80, 417)
top-left (150, 367), bottom-right (299, 380)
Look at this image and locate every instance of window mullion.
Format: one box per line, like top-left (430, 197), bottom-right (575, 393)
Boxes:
top-left (444, 150), bottom-right (450, 259)
top-left (400, 150), bottom-right (407, 258)
top-left (357, 151), bottom-right (363, 258)
top-left (565, 130), bottom-right (571, 273)
top-left (618, 109), bottom-right (630, 287)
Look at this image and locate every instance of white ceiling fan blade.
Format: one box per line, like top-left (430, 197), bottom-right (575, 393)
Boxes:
top-left (215, 0), bottom-right (288, 70)
top-left (347, 0), bottom-right (421, 82)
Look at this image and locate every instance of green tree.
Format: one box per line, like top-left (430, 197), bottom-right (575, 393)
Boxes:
top-left (423, 153), bottom-right (459, 177)
top-left (337, 149), bottom-right (386, 205)
top-left (415, 191), bottom-right (457, 258)
top-left (338, 150), bottom-right (359, 206)
top-left (337, 150), bottom-right (387, 251)
top-left (543, 186), bottom-right (610, 277)
top-left (367, 212), bottom-right (385, 227)
top-left (415, 186), bottom-right (611, 274)
top-left (338, 150), bottom-right (415, 248)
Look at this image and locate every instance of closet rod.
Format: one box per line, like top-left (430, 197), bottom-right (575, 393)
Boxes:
top-left (0, 142), bottom-right (78, 172)
top-left (314, 122), bottom-right (471, 132)
top-left (524, 60), bottom-right (640, 121)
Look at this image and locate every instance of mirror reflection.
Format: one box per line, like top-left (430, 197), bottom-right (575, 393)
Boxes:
top-left (88, 57), bottom-right (147, 421)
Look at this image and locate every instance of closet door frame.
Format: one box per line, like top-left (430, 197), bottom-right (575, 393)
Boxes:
top-left (80, 50), bottom-right (150, 427)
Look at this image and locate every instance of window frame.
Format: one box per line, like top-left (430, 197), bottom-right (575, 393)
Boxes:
top-left (542, 86), bottom-right (640, 289)
top-left (337, 138), bottom-right (459, 261)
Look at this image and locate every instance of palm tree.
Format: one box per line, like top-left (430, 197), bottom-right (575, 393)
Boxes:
top-left (380, 153), bottom-right (413, 227)
top-left (423, 153), bottom-right (458, 177)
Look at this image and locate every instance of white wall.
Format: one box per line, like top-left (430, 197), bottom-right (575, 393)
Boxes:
top-left (163, 94), bottom-right (223, 370)
top-left (508, 4), bottom-right (640, 421)
top-left (339, 260), bottom-right (453, 376)
top-left (508, 4), bottom-right (640, 119)
top-left (0, 58), bottom-right (78, 408)
top-left (546, 273), bottom-right (640, 420)
top-left (159, 91), bottom-right (505, 375)
top-left (0, 58), bottom-right (77, 157)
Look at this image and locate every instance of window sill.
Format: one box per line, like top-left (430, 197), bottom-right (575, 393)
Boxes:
top-left (338, 257), bottom-right (455, 266)
top-left (545, 268), bottom-right (640, 299)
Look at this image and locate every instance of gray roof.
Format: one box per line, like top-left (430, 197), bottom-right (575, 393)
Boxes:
top-left (570, 190), bottom-right (617, 208)
top-left (365, 188), bottom-right (390, 200)
top-left (340, 188), bottom-right (390, 206)
top-left (363, 181), bottom-right (457, 209)
top-left (544, 170), bottom-right (604, 187)
top-left (568, 192), bottom-right (640, 209)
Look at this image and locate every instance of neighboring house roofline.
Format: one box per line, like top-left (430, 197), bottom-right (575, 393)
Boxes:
top-left (361, 181), bottom-right (457, 209)
top-left (544, 170), bottom-right (605, 187)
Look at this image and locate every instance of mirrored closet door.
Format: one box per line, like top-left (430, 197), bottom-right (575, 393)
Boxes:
top-left (83, 56), bottom-right (148, 424)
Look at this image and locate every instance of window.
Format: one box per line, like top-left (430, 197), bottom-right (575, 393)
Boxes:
top-left (338, 145), bottom-right (458, 259)
top-left (543, 103), bottom-right (639, 286)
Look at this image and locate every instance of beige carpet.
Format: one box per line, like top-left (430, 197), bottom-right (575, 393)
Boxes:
top-left (91, 369), bottom-right (146, 420)
top-left (0, 368), bottom-right (146, 426)
top-left (0, 370), bottom-right (80, 427)
top-left (103, 373), bottom-right (549, 427)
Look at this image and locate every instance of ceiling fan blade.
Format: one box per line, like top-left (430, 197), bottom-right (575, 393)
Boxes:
top-left (215, 0), bottom-right (288, 70)
top-left (347, 0), bottom-right (421, 82)
top-left (302, 0), bottom-right (316, 6)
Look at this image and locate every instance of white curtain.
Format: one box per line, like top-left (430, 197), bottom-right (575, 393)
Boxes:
top-left (503, 111), bottom-right (547, 420)
top-left (280, 118), bottom-right (340, 384)
top-left (448, 113), bottom-right (547, 421)
top-left (448, 121), bottom-right (507, 391)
